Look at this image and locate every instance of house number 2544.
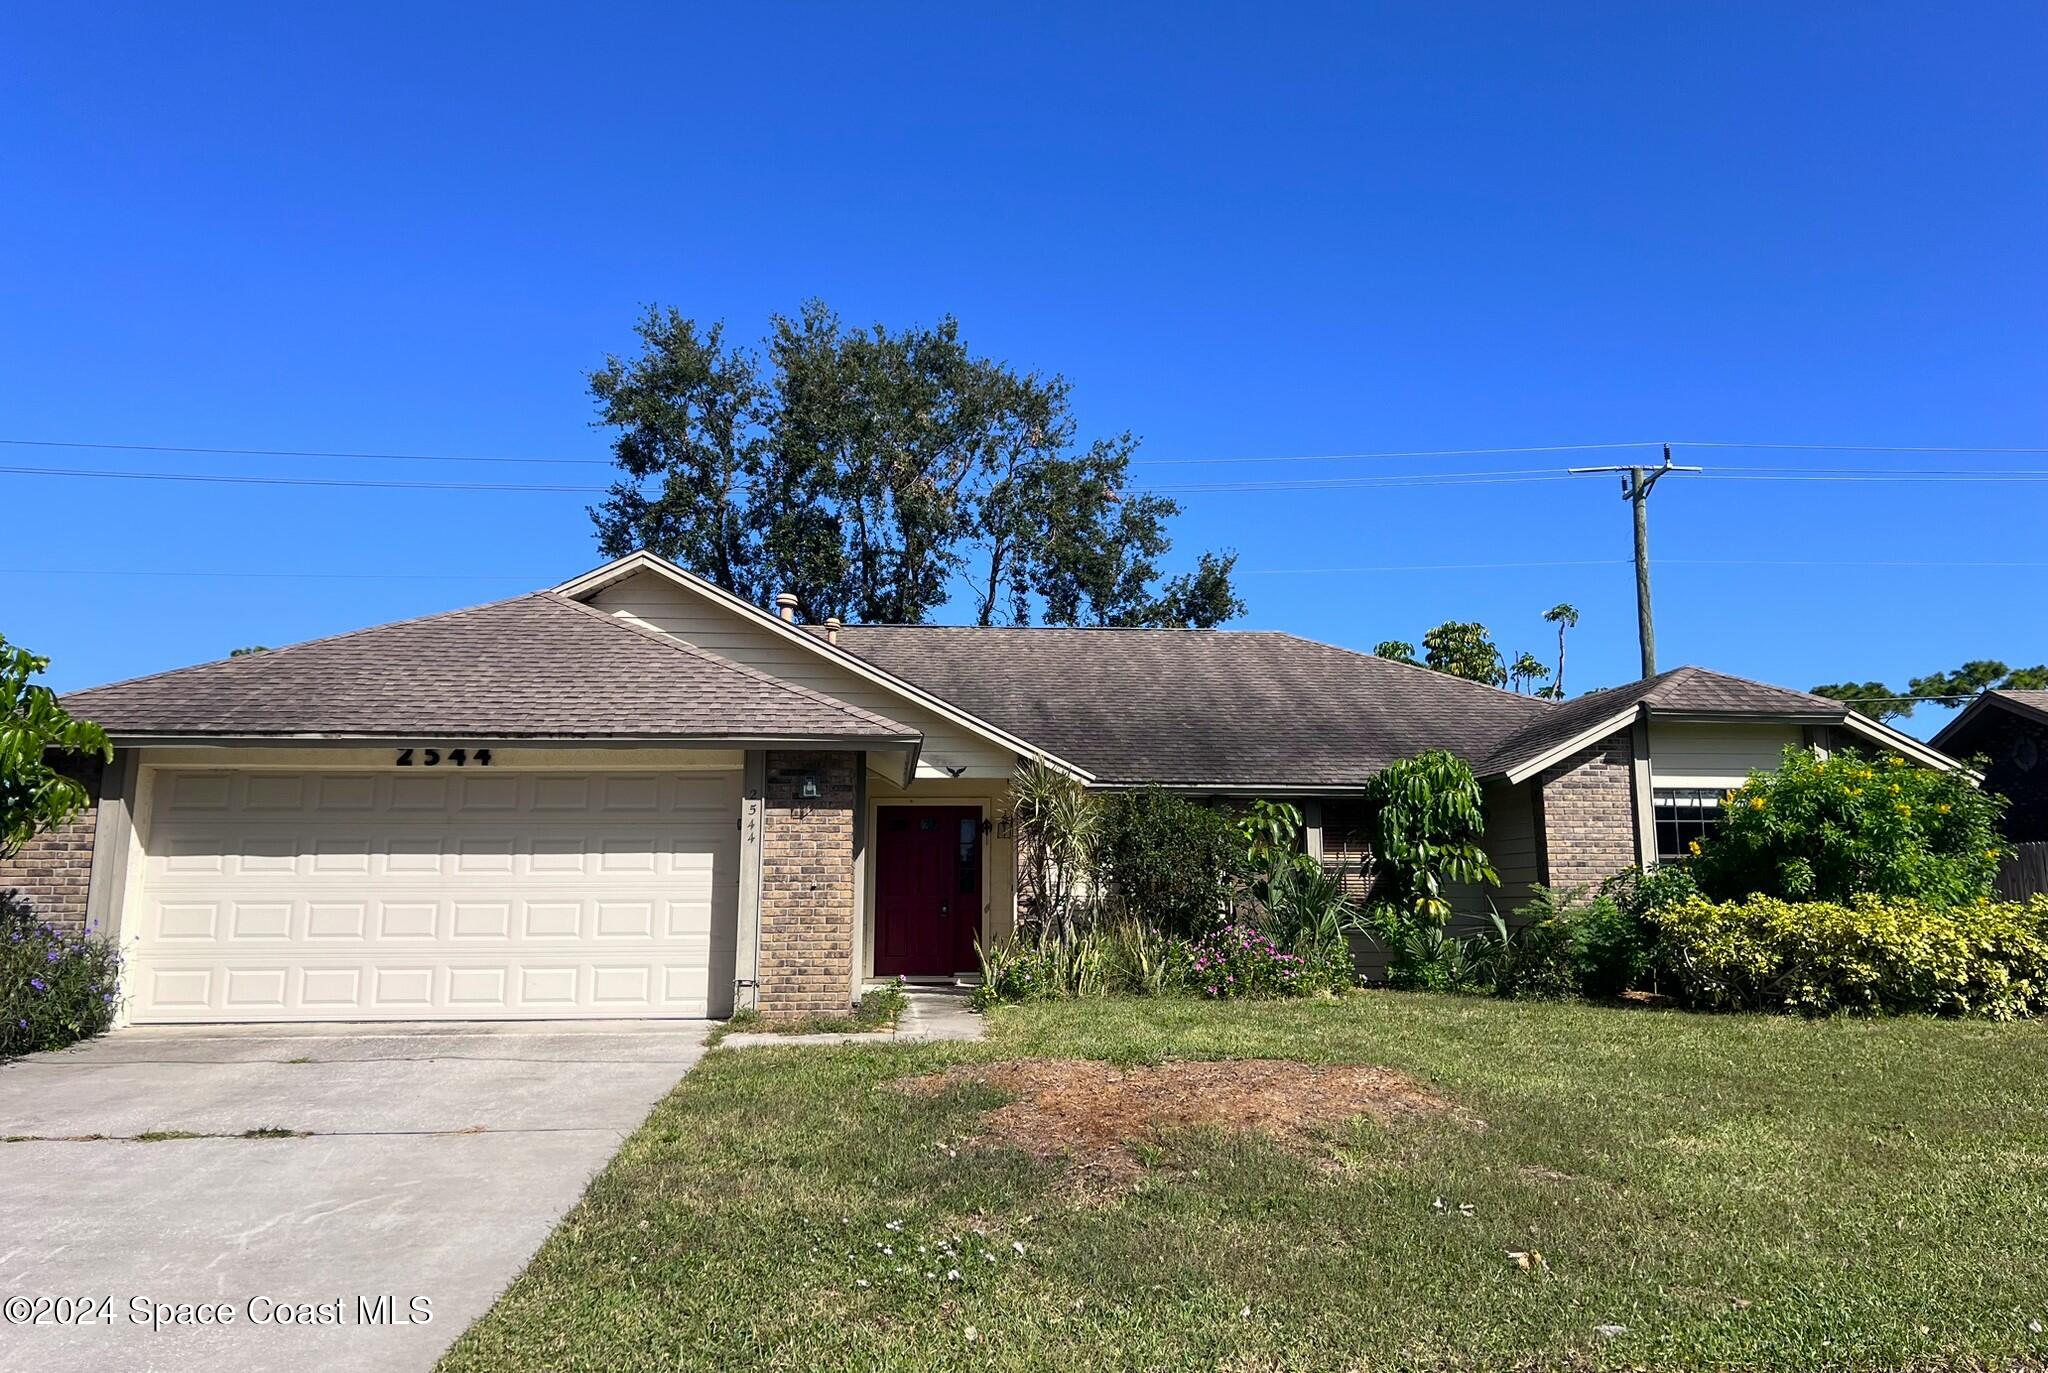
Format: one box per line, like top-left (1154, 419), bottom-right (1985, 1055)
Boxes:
top-left (395, 747), bottom-right (492, 767)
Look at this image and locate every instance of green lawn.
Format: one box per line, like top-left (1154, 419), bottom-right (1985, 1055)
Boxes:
top-left (439, 996), bottom-right (2048, 1371)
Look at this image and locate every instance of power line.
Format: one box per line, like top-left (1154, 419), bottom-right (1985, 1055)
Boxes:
top-left (13, 553), bottom-right (2048, 584)
top-left (7, 433), bottom-right (2048, 472)
top-left (1674, 440), bottom-right (2048, 455)
top-left (0, 465), bottom-right (606, 493)
top-left (1135, 468), bottom-right (1575, 493)
top-left (1241, 557), bottom-right (2048, 574)
top-left (1241, 558), bottom-right (1626, 574)
top-left (0, 568), bottom-right (541, 582)
top-left (0, 461), bottom-right (1583, 496)
top-left (1704, 471), bottom-right (2048, 483)
top-left (1131, 441), bottom-right (1665, 467)
top-left (0, 437), bottom-right (612, 467)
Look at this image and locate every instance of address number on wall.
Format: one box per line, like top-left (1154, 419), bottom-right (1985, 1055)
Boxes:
top-left (395, 747), bottom-right (492, 767)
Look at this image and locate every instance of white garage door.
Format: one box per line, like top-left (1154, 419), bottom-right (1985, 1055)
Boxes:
top-left (128, 768), bottom-right (741, 1023)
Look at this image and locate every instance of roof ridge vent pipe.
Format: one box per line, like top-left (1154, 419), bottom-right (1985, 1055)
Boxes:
top-left (775, 592), bottom-right (799, 624)
top-left (824, 616), bottom-right (842, 645)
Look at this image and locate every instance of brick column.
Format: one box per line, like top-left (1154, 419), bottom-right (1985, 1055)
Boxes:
top-left (0, 755), bottom-right (104, 937)
top-left (757, 751), bottom-right (858, 1017)
top-left (1536, 734), bottom-right (1639, 889)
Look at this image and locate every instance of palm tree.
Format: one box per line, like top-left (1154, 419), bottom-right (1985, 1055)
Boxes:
top-left (1542, 604), bottom-right (1579, 698)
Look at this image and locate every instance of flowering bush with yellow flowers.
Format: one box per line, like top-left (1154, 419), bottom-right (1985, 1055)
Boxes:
top-left (1650, 893), bottom-right (2048, 1018)
top-left (1689, 747), bottom-right (2005, 906)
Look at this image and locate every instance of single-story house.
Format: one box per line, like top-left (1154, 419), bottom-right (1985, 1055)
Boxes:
top-left (1, 552), bottom-right (1957, 1023)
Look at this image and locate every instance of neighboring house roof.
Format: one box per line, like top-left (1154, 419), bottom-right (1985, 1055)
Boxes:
top-left (810, 625), bottom-right (1551, 788)
top-left (1931, 689), bottom-right (2048, 756)
top-left (1475, 664), bottom-right (1955, 782)
top-left (61, 591), bottom-right (921, 748)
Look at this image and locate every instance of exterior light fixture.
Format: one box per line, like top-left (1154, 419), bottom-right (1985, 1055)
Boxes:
top-left (799, 772), bottom-right (821, 799)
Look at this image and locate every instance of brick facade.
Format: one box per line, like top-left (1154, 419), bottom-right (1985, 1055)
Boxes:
top-left (756, 750), bottom-right (858, 1017)
top-left (0, 755), bottom-right (105, 936)
top-left (1536, 734), bottom-right (1640, 889)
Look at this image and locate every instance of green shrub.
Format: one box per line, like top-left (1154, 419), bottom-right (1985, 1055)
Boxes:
top-left (1650, 894), bottom-right (2048, 1018)
top-left (1603, 863), bottom-right (1700, 921)
top-left (1188, 922), bottom-right (1310, 999)
top-left (3, 891), bottom-right (122, 1058)
top-left (1095, 787), bottom-right (1242, 937)
top-left (1690, 748), bottom-right (2004, 906)
top-left (1474, 904), bottom-right (1582, 1000)
top-left (855, 979), bottom-right (908, 1027)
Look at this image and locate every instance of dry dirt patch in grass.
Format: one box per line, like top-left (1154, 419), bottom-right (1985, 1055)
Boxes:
top-left (894, 1057), bottom-right (1478, 1186)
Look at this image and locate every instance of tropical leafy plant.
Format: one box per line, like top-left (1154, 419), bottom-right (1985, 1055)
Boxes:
top-left (1097, 917), bottom-right (1188, 996)
top-left (1420, 621), bottom-right (1506, 687)
top-left (1541, 603), bottom-right (1579, 698)
top-left (1261, 862), bottom-right (1360, 990)
top-left (1370, 911), bottom-right (1487, 993)
top-left (1007, 756), bottom-right (1100, 942)
top-left (1361, 750), bottom-right (1497, 924)
top-left (1507, 652), bottom-right (1551, 695)
top-left (1235, 799), bottom-right (1317, 905)
top-left (2, 636), bottom-right (111, 859)
top-left (1690, 747), bottom-right (2004, 906)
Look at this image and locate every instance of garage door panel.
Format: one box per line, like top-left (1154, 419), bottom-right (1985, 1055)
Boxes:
top-left (135, 952), bottom-right (722, 1019)
top-left (130, 769), bottom-right (740, 1023)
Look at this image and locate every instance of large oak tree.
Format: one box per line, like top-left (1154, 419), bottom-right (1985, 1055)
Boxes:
top-left (589, 302), bottom-right (1242, 628)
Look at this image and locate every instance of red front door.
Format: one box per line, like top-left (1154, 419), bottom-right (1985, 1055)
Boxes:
top-left (873, 806), bottom-right (983, 977)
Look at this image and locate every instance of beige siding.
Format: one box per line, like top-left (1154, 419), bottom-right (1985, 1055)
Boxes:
top-left (586, 571), bottom-right (1018, 777)
top-left (1475, 779), bottom-right (1540, 922)
top-left (1649, 722), bottom-right (1803, 788)
top-left (1319, 784), bottom-right (1536, 926)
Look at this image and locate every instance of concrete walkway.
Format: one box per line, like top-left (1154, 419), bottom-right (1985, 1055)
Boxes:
top-left (720, 986), bottom-right (986, 1049)
top-left (0, 1020), bottom-right (710, 1373)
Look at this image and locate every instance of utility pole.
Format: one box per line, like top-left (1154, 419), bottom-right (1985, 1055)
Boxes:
top-left (1569, 445), bottom-right (1701, 679)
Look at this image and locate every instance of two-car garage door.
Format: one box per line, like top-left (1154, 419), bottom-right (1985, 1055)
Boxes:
top-left (127, 768), bottom-right (740, 1023)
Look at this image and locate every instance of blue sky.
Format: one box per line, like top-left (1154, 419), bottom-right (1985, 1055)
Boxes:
top-left (4, 3), bottom-right (2043, 738)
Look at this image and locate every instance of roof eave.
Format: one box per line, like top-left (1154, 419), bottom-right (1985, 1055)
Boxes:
top-left (1929, 694), bottom-right (1995, 754)
top-left (103, 730), bottom-right (926, 750)
top-left (554, 551), bottom-right (1095, 782)
top-left (1928, 691), bottom-right (2048, 754)
top-left (1492, 705), bottom-right (1644, 785)
top-left (1834, 712), bottom-right (1966, 774)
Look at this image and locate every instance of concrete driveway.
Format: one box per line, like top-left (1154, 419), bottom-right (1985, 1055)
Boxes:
top-left (0, 1020), bottom-right (710, 1373)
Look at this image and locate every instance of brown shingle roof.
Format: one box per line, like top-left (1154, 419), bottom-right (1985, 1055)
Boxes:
top-left (1473, 665), bottom-right (1850, 776)
top-left (63, 592), bottom-right (917, 742)
top-left (816, 626), bottom-right (1551, 787)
